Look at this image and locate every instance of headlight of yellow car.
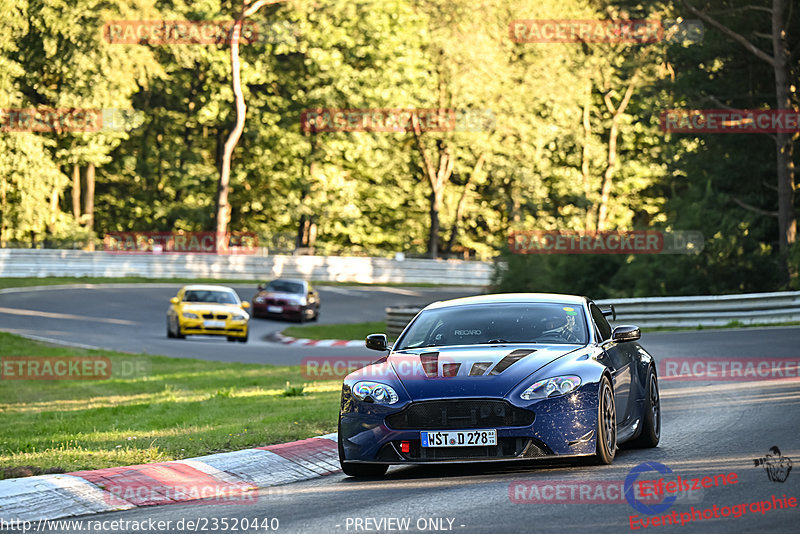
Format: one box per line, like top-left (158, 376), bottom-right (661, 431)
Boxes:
top-left (230, 313), bottom-right (247, 321)
top-left (182, 312), bottom-right (199, 319)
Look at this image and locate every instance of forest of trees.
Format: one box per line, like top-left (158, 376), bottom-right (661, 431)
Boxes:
top-left (0, 0), bottom-right (798, 297)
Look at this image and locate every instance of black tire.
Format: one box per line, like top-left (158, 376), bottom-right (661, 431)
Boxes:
top-left (628, 367), bottom-right (660, 448)
top-left (238, 332), bottom-right (248, 343)
top-left (166, 317), bottom-right (175, 338)
top-left (593, 376), bottom-right (617, 465)
top-left (311, 307), bottom-right (319, 321)
top-left (338, 423), bottom-right (388, 478)
top-left (172, 317), bottom-right (185, 339)
top-left (226, 336), bottom-right (237, 342)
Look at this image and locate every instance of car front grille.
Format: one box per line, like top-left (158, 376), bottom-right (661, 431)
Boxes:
top-left (376, 438), bottom-right (551, 461)
top-left (200, 313), bottom-right (229, 320)
top-left (385, 400), bottom-right (534, 430)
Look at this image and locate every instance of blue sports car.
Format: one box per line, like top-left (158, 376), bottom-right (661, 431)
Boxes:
top-left (337, 293), bottom-right (660, 477)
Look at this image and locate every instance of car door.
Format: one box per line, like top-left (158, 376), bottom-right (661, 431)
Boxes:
top-left (590, 302), bottom-right (633, 425)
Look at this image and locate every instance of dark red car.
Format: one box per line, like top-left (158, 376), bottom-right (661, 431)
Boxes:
top-left (251, 279), bottom-right (320, 322)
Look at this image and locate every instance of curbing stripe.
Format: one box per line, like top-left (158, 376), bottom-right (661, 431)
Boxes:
top-left (268, 331), bottom-right (363, 347)
top-left (0, 435), bottom-right (339, 522)
top-left (259, 438), bottom-right (339, 476)
top-left (0, 474), bottom-right (134, 521)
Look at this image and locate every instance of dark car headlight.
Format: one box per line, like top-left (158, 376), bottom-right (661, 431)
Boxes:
top-left (352, 381), bottom-right (399, 404)
top-left (521, 375), bottom-right (581, 400)
top-left (182, 312), bottom-right (199, 319)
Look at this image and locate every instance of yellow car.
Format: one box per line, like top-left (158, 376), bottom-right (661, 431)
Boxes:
top-left (166, 285), bottom-right (250, 343)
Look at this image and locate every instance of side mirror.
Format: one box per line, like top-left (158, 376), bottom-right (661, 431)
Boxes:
top-left (365, 333), bottom-right (389, 352)
top-left (612, 325), bottom-right (640, 343)
top-left (257, 284), bottom-right (265, 291)
top-left (170, 297), bottom-right (179, 305)
top-left (241, 301), bottom-right (250, 309)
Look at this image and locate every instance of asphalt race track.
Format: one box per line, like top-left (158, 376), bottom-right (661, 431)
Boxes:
top-left (1, 285), bottom-right (799, 533)
top-left (0, 284), bottom-right (476, 365)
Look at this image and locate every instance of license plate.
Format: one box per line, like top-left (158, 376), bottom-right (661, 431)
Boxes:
top-left (203, 320), bottom-right (225, 328)
top-left (267, 305), bottom-right (283, 313)
top-left (421, 429), bottom-right (497, 448)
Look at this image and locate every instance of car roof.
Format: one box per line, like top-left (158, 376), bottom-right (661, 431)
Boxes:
top-left (181, 284), bottom-right (237, 292)
top-left (423, 293), bottom-right (587, 311)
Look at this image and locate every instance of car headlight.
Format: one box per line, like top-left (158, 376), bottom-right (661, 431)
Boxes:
top-left (352, 381), bottom-right (399, 404)
top-left (231, 314), bottom-right (247, 321)
top-left (254, 297), bottom-right (264, 303)
top-left (520, 375), bottom-right (581, 400)
top-left (182, 312), bottom-right (199, 319)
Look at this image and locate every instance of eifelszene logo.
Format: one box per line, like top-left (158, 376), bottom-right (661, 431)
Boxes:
top-left (753, 446), bottom-right (793, 483)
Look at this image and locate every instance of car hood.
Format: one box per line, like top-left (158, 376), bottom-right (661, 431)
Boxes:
top-left (258, 291), bottom-right (304, 301)
top-left (181, 303), bottom-right (243, 314)
top-left (388, 344), bottom-right (582, 399)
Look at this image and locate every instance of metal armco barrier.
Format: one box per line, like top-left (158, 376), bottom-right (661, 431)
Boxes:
top-left (385, 291), bottom-right (800, 337)
top-left (0, 249), bottom-right (492, 286)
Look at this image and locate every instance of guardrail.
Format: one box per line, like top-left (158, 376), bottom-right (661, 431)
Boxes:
top-left (0, 249), bottom-right (492, 286)
top-left (385, 291), bottom-right (800, 336)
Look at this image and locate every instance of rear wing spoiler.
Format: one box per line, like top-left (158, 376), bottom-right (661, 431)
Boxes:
top-left (600, 305), bottom-right (616, 321)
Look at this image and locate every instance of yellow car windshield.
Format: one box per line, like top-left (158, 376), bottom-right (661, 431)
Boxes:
top-left (182, 290), bottom-right (238, 304)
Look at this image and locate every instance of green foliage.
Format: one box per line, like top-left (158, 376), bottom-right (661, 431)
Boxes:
top-left (1, 0), bottom-right (797, 293)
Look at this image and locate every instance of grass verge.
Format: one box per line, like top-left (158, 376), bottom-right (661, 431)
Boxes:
top-left (282, 322), bottom-right (389, 341)
top-left (0, 332), bottom-right (340, 479)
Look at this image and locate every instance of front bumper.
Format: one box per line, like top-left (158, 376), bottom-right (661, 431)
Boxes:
top-left (252, 302), bottom-right (304, 318)
top-left (178, 318), bottom-right (248, 337)
top-left (339, 390), bottom-right (600, 464)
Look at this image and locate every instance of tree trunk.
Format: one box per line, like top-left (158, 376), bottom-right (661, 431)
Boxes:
top-left (48, 187), bottom-right (59, 237)
top-left (597, 75), bottom-right (637, 231)
top-left (411, 116), bottom-right (453, 259)
top-left (771, 0), bottom-right (796, 259)
top-left (215, 0), bottom-right (285, 253)
top-left (683, 0), bottom-right (796, 281)
top-left (84, 163), bottom-right (95, 251)
top-left (0, 175), bottom-right (6, 247)
top-left (446, 153), bottom-right (485, 253)
top-left (581, 82), bottom-right (594, 231)
top-left (72, 163), bottom-right (81, 220)
top-left (429, 190), bottom-right (442, 258)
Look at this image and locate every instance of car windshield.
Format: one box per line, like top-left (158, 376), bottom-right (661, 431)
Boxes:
top-left (182, 290), bottom-right (238, 304)
top-left (266, 280), bottom-right (305, 294)
top-left (394, 303), bottom-right (589, 349)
